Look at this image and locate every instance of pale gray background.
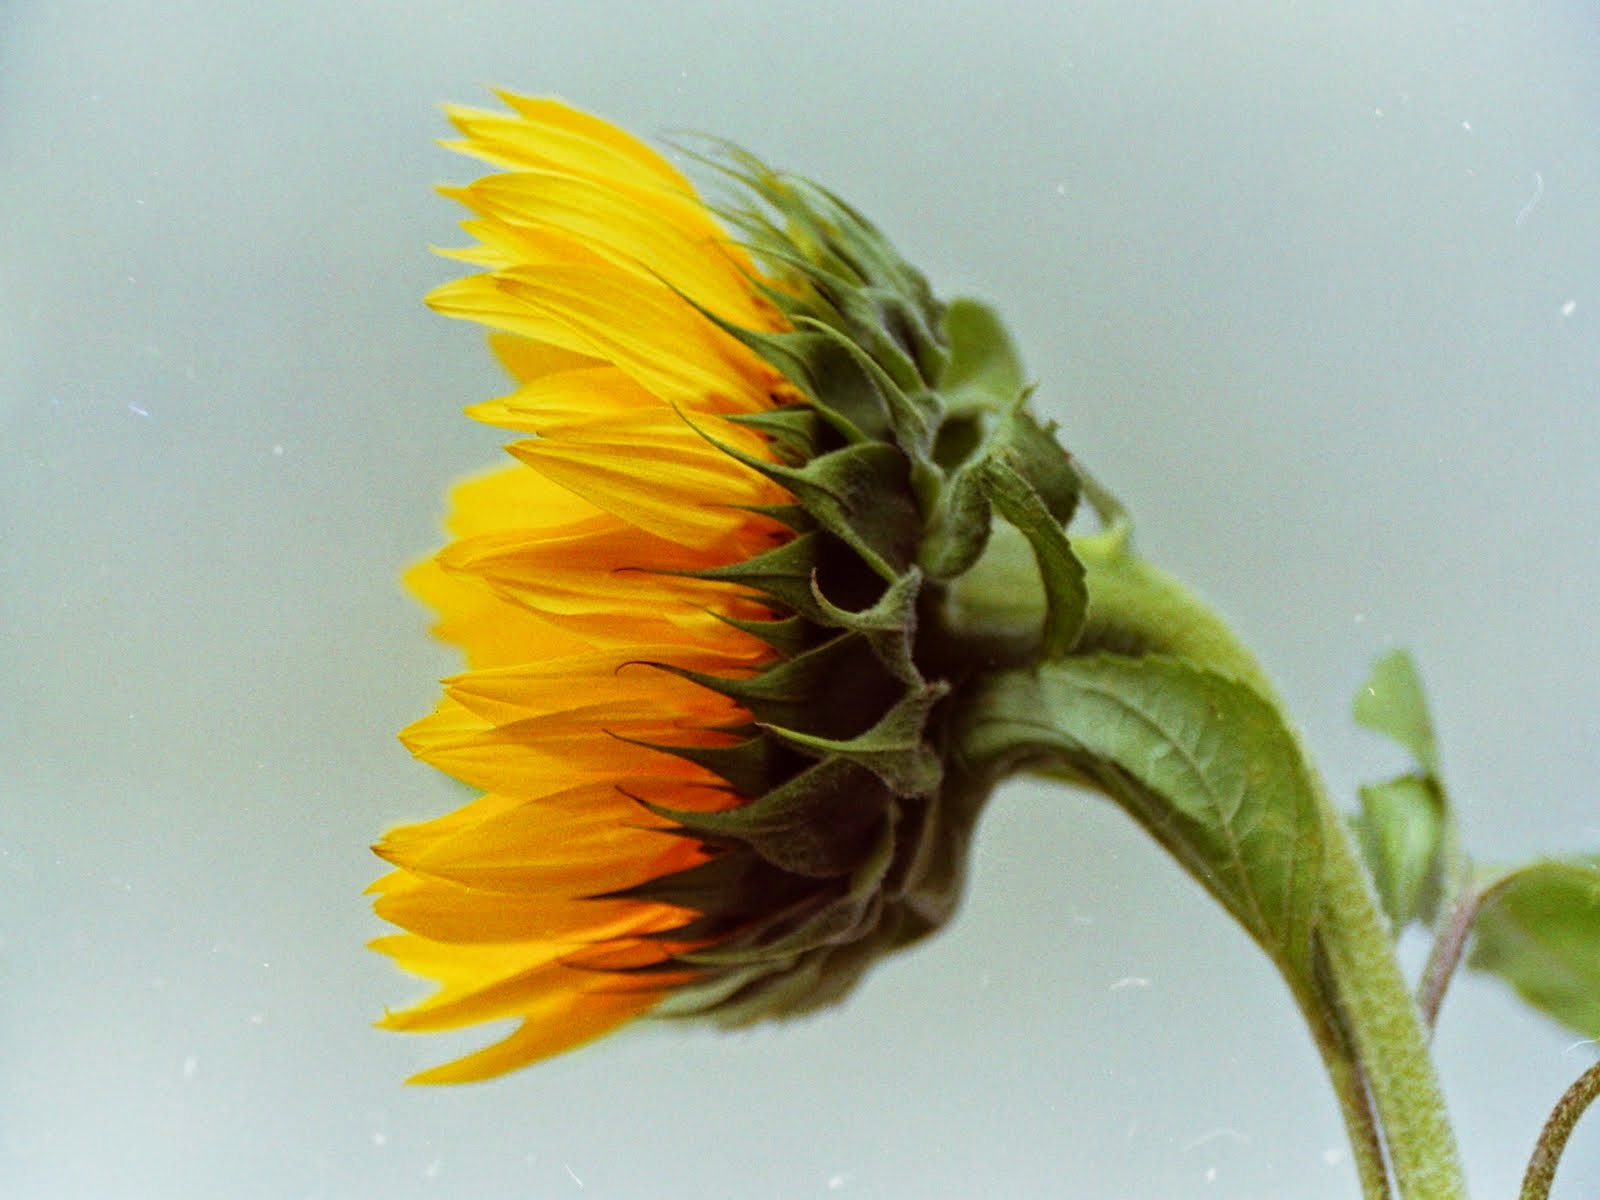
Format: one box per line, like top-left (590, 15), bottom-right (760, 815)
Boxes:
top-left (2, 2), bottom-right (1597, 1197)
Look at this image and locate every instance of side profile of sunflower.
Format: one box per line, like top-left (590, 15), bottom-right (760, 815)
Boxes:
top-left (373, 92), bottom-right (1080, 1083)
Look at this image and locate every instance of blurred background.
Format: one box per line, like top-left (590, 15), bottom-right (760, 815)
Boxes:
top-left (3, 2), bottom-right (1597, 1196)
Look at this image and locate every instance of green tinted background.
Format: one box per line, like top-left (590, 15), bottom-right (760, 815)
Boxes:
top-left (3, 2), bottom-right (1597, 1196)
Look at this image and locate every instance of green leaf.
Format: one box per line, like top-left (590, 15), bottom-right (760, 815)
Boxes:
top-left (937, 296), bottom-right (1026, 414)
top-left (987, 656), bottom-right (1324, 976)
top-left (1469, 857), bottom-right (1600, 1039)
top-left (1354, 649), bottom-right (1440, 777)
top-left (1353, 775), bottom-right (1444, 929)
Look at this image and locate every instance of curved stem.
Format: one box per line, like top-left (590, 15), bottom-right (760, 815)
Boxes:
top-left (962, 534), bottom-right (1469, 1195)
top-left (1520, 1058), bottom-right (1600, 1200)
top-left (1416, 890), bottom-right (1483, 1033)
top-left (1080, 539), bottom-right (1468, 1197)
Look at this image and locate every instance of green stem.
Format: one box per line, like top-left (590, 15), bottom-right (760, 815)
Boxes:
top-left (1416, 889), bottom-right (1484, 1033)
top-left (1520, 1058), bottom-right (1600, 1200)
top-left (1065, 535), bottom-right (1467, 1197)
top-left (1293, 952), bottom-right (1393, 1199)
top-left (1314, 803), bottom-right (1467, 1197)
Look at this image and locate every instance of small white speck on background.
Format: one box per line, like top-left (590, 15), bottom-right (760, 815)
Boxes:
top-left (564, 1163), bottom-right (584, 1188)
top-left (181, 1055), bottom-right (197, 1080)
top-left (372, 1132), bottom-right (388, 1148)
top-left (1322, 1147), bottom-right (1346, 1167)
top-left (1561, 299), bottom-right (1577, 318)
top-left (1109, 976), bottom-right (1151, 991)
top-left (1183, 1128), bottom-right (1251, 1152)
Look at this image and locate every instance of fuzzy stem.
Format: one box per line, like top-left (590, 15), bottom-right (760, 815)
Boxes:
top-left (1071, 534), bottom-right (1468, 1197)
top-left (1520, 1058), bottom-right (1600, 1200)
top-left (1314, 804), bottom-right (1466, 1197)
top-left (1292, 952), bottom-right (1393, 1199)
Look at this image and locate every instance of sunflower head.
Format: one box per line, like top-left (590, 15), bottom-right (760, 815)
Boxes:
top-left (373, 93), bottom-right (1082, 1082)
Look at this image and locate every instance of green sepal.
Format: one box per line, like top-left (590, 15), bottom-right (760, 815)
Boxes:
top-left (992, 406), bottom-right (1079, 526)
top-left (678, 890), bottom-right (884, 970)
top-left (1469, 856), bottom-right (1600, 1039)
top-left (723, 404), bottom-right (823, 466)
top-left (977, 455), bottom-right (1086, 659)
top-left (919, 401), bottom-right (1078, 599)
top-left (597, 851), bottom-right (764, 912)
top-left (733, 162), bottom-right (942, 361)
top-left (648, 963), bottom-right (775, 1019)
top-left (880, 792), bottom-right (966, 925)
top-left (737, 502), bottom-right (816, 535)
top-left (762, 682), bottom-right (949, 797)
top-left (917, 460), bottom-right (994, 581)
top-left (763, 263), bottom-right (929, 396)
top-left (655, 632), bottom-right (900, 739)
top-left (792, 314), bottom-right (941, 466)
top-left (706, 910), bottom-right (915, 1027)
top-left (709, 321), bottom-right (887, 443)
top-left (694, 426), bottom-right (919, 581)
top-left (645, 755), bottom-right (892, 878)
top-left (609, 728), bottom-right (794, 800)
top-left (809, 565), bottom-right (924, 685)
top-left (1075, 461), bottom-right (1133, 549)
top-left (709, 610), bottom-right (814, 656)
top-left (1353, 774), bottom-right (1445, 930)
top-left (690, 531), bottom-right (827, 622)
top-left (677, 816), bottom-right (897, 967)
top-left (702, 951), bottom-right (835, 1027)
top-left (687, 139), bottom-right (947, 383)
top-left (937, 296), bottom-right (1027, 416)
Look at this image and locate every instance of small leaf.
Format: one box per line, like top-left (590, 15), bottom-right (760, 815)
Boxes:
top-left (1353, 775), bottom-right (1444, 929)
top-left (1469, 857), bottom-right (1600, 1039)
top-left (1354, 649), bottom-right (1440, 777)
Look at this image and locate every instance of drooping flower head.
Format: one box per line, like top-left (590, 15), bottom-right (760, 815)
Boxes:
top-left (374, 93), bottom-right (1084, 1082)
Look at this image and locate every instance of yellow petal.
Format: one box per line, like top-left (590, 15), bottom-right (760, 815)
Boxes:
top-left (428, 265), bottom-right (775, 416)
top-left (438, 518), bottom-right (779, 654)
top-left (506, 417), bottom-right (787, 549)
top-left (404, 988), bottom-right (674, 1084)
top-left (444, 94), bottom-right (693, 197)
top-left (453, 169), bottom-right (771, 328)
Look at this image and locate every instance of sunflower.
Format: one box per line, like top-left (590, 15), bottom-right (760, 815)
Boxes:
top-left (374, 93), bottom-right (1072, 1083)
